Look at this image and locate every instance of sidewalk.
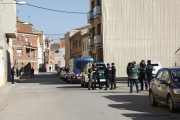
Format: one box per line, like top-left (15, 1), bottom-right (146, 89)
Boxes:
top-left (116, 80), bottom-right (149, 95)
top-left (0, 76), bottom-right (19, 107)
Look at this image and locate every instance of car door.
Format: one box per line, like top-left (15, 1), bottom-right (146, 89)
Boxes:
top-left (153, 69), bottom-right (164, 101)
top-left (158, 70), bottom-right (170, 103)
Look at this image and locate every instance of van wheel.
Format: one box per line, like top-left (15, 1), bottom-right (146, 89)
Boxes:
top-left (168, 95), bottom-right (177, 113)
top-left (149, 91), bottom-right (158, 107)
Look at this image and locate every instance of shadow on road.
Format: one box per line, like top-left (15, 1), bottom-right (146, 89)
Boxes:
top-left (104, 94), bottom-right (180, 120)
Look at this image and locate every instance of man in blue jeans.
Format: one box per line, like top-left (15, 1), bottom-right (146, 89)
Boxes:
top-left (128, 61), bottom-right (139, 93)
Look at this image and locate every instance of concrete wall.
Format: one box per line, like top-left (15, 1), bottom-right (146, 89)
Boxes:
top-left (102, 0), bottom-right (180, 77)
top-left (59, 47), bottom-right (65, 68)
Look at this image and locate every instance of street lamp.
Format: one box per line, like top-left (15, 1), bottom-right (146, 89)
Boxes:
top-left (16, 1), bottom-right (26, 5)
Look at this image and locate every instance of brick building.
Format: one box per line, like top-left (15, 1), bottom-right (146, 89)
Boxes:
top-left (45, 38), bottom-right (51, 72)
top-left (60, 38), bottom-right (65, 48)
top-left (13, 21), bottom-right (39, 75)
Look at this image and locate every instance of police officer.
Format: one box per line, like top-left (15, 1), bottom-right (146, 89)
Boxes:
top-left (87, 64), bottom-right (94, 90)
top-left (111, 63), bottom-right (116, 89)
top-left (146, 60), bottom-right (153, 90)
top-left (92, 62), bottom-right (102, 89)
top-left (139, 60), bottom-right (148, 91)
top-left (104, 63), bottom-right (113, 90)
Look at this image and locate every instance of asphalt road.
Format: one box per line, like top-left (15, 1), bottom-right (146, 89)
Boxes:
top-left (0, 73), bottom-right (180, 120)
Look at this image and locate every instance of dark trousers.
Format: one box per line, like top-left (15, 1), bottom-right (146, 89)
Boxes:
top-left (11, 75), bottom-right (14, 83)
top-left (130, 79), bottom-right (139, 93)
top-left (147, 74), bottom-right (152, 88)
top-left (112, 75), bottom-right (116, 88)
top-left (31, 73), bottom-right (34, 78)
top-left (127, 77), bottom-right (130, 86)
top-left (139, 73), bottom-right (147, 90)
top-left (93, 74), bottom-right (101, 89)
top-left (88, 75), bottom-right (93, 89)
top-left (105, 75), bottom-right (112, 89)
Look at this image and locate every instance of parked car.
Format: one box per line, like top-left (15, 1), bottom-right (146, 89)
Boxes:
top-left (81, 62), bottom-right (106, 88)
top-left (66, 58), bottom-right (94, 84)
top-left (149, 68), bottom-right (180, 112)
top-left (151, 62), bottom-right (162, 77)
top-left (60, 68), bottom-right (66, 79)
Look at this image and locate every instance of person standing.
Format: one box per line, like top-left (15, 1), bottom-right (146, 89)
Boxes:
top-left (139, 60), bottom-right (148, 91)
top-left (87, 64), bottom-right (94, 90)
top-left (146, 60), bottom-right (153, 90)
top-left (11, 66), bottom-right (15, 84)
top-left (16, 67), bottom-right (18, 77)
top-left (92, 62), bottom-right (102, 89)
top-left (128, 61), bottom-right (139, 93)
top-left (111, 63), bottom-right (116, 89)
top-left (31, 67), bottom-right (35, 78)
top-left (127, 62), bottom-right (131, 87)
top-left (104, 63), bottom-right (113, 90)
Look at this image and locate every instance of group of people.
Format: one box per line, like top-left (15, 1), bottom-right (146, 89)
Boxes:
top-left (127, 60), bottom-right (153, 93)
top-left (87, 62), bottom-right (116, 90)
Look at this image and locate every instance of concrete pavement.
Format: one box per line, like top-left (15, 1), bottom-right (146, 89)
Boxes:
top-left (0, 73), bottom-right (179, 120)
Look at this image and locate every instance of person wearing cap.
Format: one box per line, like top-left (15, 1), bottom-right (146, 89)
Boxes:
top-left (139, 60), bottom-right (148, 91)
top-left (111, 63), bottom-right (116, 89)
top-left (146, 60), bottom-right (153, 90)
top-left (92, 62), bottom-right (102, 89)
top-left (104, 63), bottom-right (113, 90)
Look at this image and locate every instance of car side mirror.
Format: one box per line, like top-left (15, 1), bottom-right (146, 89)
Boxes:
top-left (160, 80), bottom-right (166, 84)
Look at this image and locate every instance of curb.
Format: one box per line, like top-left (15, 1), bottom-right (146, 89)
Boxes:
top-left (117, 86), bottom-right (149, 95)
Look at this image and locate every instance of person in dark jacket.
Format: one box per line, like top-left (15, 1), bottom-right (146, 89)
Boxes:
top-left (127, 62), bottom-right (131, 87)
top-left (92, 62), bottom-right (102, 89)
top-left (146, 60), bottom-right (153, 90)
top-left (111, 63), bottom-right (116, 89)
top-left (11, 66), bottom-right (15, 84)
top-left (139, 60), bottom-right (147, 91)
top-left (104, 63), bottom-right (113, 90)
top-left (31, 67), bottom-right (35, 78)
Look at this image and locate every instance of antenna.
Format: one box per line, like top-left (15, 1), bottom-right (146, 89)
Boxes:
top-left (28, 16), bottom-right (30, 24)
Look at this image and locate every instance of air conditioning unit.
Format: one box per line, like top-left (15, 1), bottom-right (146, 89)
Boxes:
top-left (29, 42), bottom-right (32, 45)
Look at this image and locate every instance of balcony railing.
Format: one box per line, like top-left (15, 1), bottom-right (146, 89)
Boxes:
top-left (93, 6), bottom-right (101, 19)
top-left (87, 11), bottom-right (94, 23)
top-left (94, 35), bottom-right (102, 46)
top-left (88, 38), bottom-right (94, 47)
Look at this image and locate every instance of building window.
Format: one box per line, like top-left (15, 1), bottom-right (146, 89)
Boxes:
top-left (16, 36), bottom-right (19, 41)
top-left (97, 23), bottom-right (101, 35)
top-left (83, 42), bottom-right (84, 51)
top-left (17, 50), bottom-right (22, 56)
top-left (85, 41), bottom-right (86, 50)
top-left (91, 1), bottom-right (94, 11)
top-left (45, 51), bottom-right (47, 56)
top-left (26, 37), bottom-right (28, 43)
top-left (21, 36), bottom-right (23, 41)
top-left (32, 62), bottom-right (34, 66)
top-left (45, 43), bottom-right (48, 48)
top-left (34, 50), bottom-right (36, 57)
top-left (92, 27), bottom-right (95, 37)
top-left (71, 42), bottom-right (72, 49)
top-left (97, 0), bottom-right (101, 5)
top-left (55, 50), bottom-right (59, 54)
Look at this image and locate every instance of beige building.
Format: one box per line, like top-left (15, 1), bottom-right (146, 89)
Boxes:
top-left (80, 30), bottom-right (91, 58)
top-left (0, 0), bottom-right (16, 87)
top-left (87, 0), bottom-right (180, 77)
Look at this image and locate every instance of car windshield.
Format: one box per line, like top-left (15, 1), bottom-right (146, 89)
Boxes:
top-left (151, 64), bottom-right (159, 66)
top-left (170, 70), bottom-right (180, 82)
top-left (76, 61), bottom-right (92, 70)
top-left (96, 64), bottom-right (106, 70)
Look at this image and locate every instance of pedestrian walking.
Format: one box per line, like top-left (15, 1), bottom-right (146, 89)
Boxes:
top-left (146, 60), bottom-right (153, 90)
top-left (104, 63), bottom-right (113, 90)
top-left (11, 66), bottom-right (15, 84)
top-left (127, 62), bottom-right (131, 87)
top-left (92, 62), bottom-right (102, 89)
top-left (128, 61), bottom-right (139, 93)
top-left (139, 60), bottom-right (148, 91)
top-left (111, 63), bottom-right (116, 89)
top-left (31, 67), bottom-right (35, 78)
top-left (87, 64), bottom-right (95, 90)
top-left (16, 68), bottom-right (18, 77)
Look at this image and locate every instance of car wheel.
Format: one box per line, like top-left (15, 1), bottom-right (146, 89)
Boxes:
top-left (149, 91), bottom-right (158, 107)
top-left (168, 95), bottom-right (177, 113)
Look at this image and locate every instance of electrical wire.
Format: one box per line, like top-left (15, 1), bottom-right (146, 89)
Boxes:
top-left (25, 3), bottom-right (87, 14)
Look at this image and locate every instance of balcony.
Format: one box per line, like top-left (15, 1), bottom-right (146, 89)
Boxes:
top-left (94, 35), bottom-right (102, 46)
top-left (87, 28), bottom-right (91, 34)
top-left (93, 6), bottom-right (101, 19)
top-left (87, 11), bottom-right (94, 23)
top-left (88, 38), bottom-right (94, 48)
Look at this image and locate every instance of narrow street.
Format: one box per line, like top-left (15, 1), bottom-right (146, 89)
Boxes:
top-left (0, 73), bottom-right (179, 120)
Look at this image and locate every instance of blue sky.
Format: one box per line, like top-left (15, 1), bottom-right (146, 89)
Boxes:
top-left (17, 0), bottom-right (89, 43)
